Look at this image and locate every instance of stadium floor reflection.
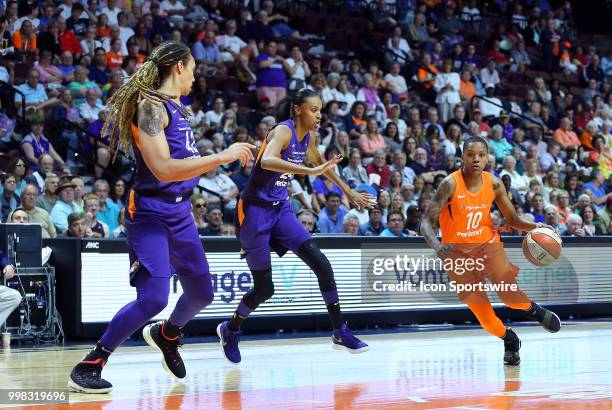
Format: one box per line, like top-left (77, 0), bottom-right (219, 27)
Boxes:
top-left (1, 322), bottom-right (611, 409)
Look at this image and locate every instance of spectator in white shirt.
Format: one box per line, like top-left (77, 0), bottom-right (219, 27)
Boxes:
top-left (100, 0), bottom-right (121, 26)
top-left (335, 79), bottom-right (356, 117)
top-left (321, 72), bottom-right (341, 107)
top-left (205, 97), bottom-right (225, 127)
top-left (160, 0), bottom-right (187, 27)
top-left (80, 24), bottom-right (103, 58)
top-left (479, 84), bottom-right (504, 118)
top-left (384, 63), bottom-right (408, 100)
top-left (434, 59), bottom-right (461, 122)
top-left (285, 46), bottom-right (311, 93)
top-left (480, 58), bottom-right (501, 88)
top-left (217, 19), bottom-right (249, 62)
top-left (80, 89), bottom-right (105, 124)
top-left (117, 12), bottom-right (134, 47)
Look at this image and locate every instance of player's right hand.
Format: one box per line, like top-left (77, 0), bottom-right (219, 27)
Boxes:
top-left (222, 143), bottom-right (256, 166)
top-left (309, 155), bottom-right (342, 176)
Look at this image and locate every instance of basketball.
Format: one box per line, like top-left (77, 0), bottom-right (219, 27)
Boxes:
top-left (522, 227), bottom-right (563, 266)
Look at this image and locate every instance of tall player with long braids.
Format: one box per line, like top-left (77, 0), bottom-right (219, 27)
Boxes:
top-left (68, 42), bottom-right (255, 393)
top-left (421, 136), bottom-right (561, 365)
top-left (217, 89), bottom-right (376, 363)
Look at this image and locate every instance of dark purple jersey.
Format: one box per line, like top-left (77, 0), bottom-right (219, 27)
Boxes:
top-left (132, 100), bottom-right (200, 197)
top-left (242, 119), bottom-right (311, 203)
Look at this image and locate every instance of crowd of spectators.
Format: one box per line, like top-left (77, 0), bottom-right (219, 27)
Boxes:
top-left (0, 0), bottom-right (611, 239)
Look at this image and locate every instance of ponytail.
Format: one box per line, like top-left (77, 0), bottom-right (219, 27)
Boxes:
top-left (273, 88), bottom-right (319, 123)
top-left (102, 41), bottom-right (191, 157)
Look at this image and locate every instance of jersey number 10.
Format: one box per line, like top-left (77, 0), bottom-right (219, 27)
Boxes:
top-left (466, 211), bottom-right (483, 230)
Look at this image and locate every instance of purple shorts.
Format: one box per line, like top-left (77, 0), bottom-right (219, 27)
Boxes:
top-left (236, 199), bottom-right (311, 271)
top-left (126, 193), bottom-right (210, 286)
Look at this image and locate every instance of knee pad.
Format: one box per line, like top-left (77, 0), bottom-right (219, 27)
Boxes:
top-left (297, 240), bottom-right (336, 292)
top-left (244, 268), bottom-right (275, 308)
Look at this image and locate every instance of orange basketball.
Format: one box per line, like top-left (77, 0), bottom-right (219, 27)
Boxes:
top-left (522, 227), bottom-right (563, 266)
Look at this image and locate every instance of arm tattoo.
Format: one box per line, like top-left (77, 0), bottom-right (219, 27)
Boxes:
top-left (138, 100), bottom-right (164, 136)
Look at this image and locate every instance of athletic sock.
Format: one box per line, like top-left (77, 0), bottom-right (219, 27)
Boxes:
top-left (162, 320), bottom-right (181, 339)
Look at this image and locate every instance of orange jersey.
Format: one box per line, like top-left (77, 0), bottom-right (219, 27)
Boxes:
top-left (439, 170), bottom-right (500, 244)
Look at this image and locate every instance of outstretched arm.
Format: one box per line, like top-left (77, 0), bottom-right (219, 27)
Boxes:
top-left (306, 136), bottom-right (375, 210)
top-left (420, 175), bottom-right (455, 258)
top-left (261, 125), bottom-right (341, 176)
top-left (493, 175), bottom-right (545, 232)
top-left (137, 99), bottom-right (254, 183)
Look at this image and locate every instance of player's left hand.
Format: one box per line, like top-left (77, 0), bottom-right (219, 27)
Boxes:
top-left (349, 190), bottom-right (376, 210)
top-left (3, 264), bottom-right (15, 280)
top-left (535, 223), bottom-right (555, 231)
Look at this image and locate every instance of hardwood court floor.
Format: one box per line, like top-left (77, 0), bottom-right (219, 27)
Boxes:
top-left (1, 322), bottom-right (612, 409)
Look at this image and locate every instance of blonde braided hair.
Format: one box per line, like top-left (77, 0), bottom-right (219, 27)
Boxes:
top-left (102, 41), bottom-right (192, 156)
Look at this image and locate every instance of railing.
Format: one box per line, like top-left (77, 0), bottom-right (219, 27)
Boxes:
top-left (470, 94), bottom-right (546, 134)
top-left (0, 80), bottom-right (26, 122)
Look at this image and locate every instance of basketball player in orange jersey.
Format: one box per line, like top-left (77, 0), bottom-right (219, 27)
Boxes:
top-left (421, 136), bottom-right (561, 365)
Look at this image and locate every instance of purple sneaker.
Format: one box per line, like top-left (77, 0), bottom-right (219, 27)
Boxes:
top-left (332, 323), bottom-right (369, 353)
top-left (216, 321), bottom-right (241, 364)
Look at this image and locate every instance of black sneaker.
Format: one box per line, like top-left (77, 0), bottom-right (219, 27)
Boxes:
top-left (527, 303), bottom-right (561, 333)
top-left (68, 347), bottom-right (113, 394)
top-left (502, 328), bottom-right (521, 366)
top-left (143, 320), bottom-right (186, 379)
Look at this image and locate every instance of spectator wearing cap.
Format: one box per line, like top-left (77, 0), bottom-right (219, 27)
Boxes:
top-left (479, 84), bottom-right (504, 118)
top-left (342, 213), bottom-right (361, 236)
top-left (0, 174), bottom-right (21, 222)
top-left (318, 192), bottom-right (348, 234)
top-left (93, 179), bottom-right (120, 231)
top-left (50, 178), bottom-right (80, 232)
top-left (201, 204), bottom-right (223, 236)
top-left (255, 40), bottom-right (289, 107)
top-left (434, 59), bottom-right (461, 123)
top-left (380, 210), bottom-right (409, 237)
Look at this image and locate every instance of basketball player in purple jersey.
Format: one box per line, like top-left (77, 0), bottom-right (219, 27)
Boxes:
top-left (68, 42), bottom-right (254, 393)
top-left (217, 89), bottom-right (376, 363)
